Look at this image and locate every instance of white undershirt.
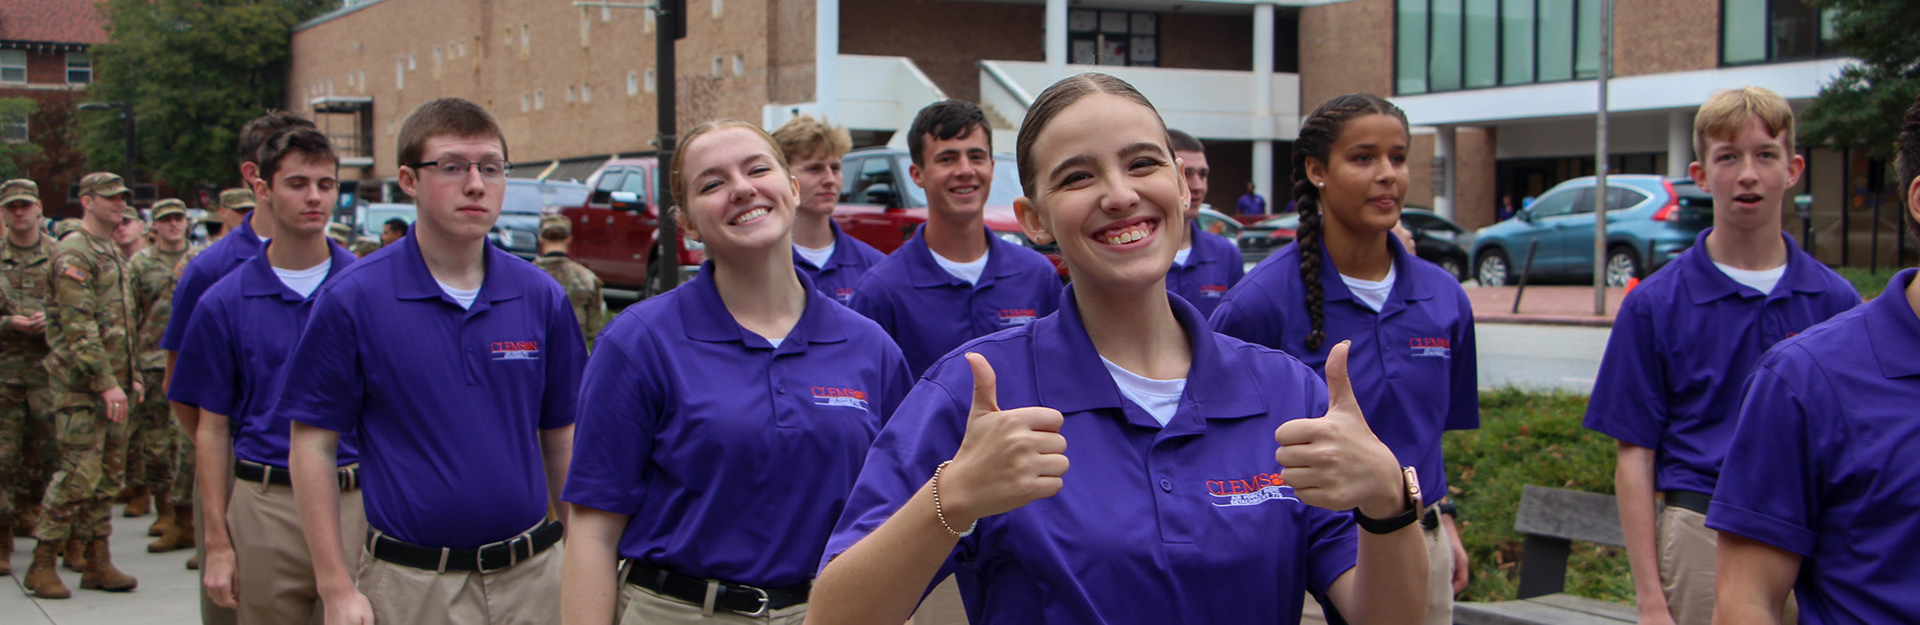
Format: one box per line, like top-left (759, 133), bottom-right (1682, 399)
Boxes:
top-left (764, 336), bottom-right (785, 349)
top-left (1714, 261), bottom-right (1786, 295)
top-left (437, 279), bottom-right (480, 309)
top-left (1340, 262), bottom-right (1398, 313)
top-left (1172, 246), bottom-right (1192, 267)
top-left (1098, 355), bottom-right (1186, 426)
top-left (794, 241), bottom-right (835, 269)
top-left (272, 258), bottom-right (332, 299)
top-left (932, 248), bottom-right (990, 285)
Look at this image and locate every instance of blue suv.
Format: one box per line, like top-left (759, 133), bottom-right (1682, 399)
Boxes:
top-left (1471, 175), bottom-right (1711, 286)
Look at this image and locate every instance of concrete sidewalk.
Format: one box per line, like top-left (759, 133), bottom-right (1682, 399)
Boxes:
top-left (3, 505), bottom-right (202, 625)
top-left (1467, 285), bottom-right (1626, 327)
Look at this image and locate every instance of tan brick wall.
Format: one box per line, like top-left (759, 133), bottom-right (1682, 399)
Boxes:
top-left (1299, 0), bottom-right (1392, 109)
top-left (1158, 13), bottom-right (1252, 71)
top-left (1613, 0), bottom-right (1718, 78)
top-left (768, 0), bottom-right (816, 105)
top-left (838, 0), bottom-right (1044, 104)
top-left (1455, 126), bottom-right (1496, 229)
top-left (1408, 132), bottom-right (1434, 209)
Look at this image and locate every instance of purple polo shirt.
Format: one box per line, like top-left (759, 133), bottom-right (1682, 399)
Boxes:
top-left (1210, 236), bottom-right (1478, 500)
top-left (563, 265), bottom-right (910, 588)
top-left (1585, 231), bottom-right (1857, 496)
top-left (847, 226), bottom-right (1061, 377)
top-left (161, 217), bottom-right (265, 355)
top-left (276, 234), bottom-right (587, 548)
top-left (823, 290), bottom-right (1359, 623)
top-left (795, 220), bottom-right (888, 306)
top-left (1168, 222), bottom-right (1246, 318)
top-left (1707, 269), bottom-right (1920, 624)
top-left (170, 242), bottom-right (360, 468)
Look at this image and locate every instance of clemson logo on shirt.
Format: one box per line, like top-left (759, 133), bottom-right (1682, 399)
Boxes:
top-left (1207, 472), bottom-right (1297, 507)
top-left (832, 288), bottom-right (855, 305)
top-left (1197, 284), bottom-right (1229, 299)
top-left (490, 340), bottom-right (541, 361)
top-left (998, 308), bottom-right (1038, 327)
top-left (1408, 337), bottom-right (1450, 359)
top-left (811, 386), bottom-right (869, 411)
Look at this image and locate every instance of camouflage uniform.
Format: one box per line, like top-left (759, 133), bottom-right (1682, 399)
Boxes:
top-left (533, 215), bottom-right (607, 345)
top-left (35, 177), bottom-right (141, 546)
top-left (0, 180), bottom-right (57, 528)
top-left (124, 199), bottom-right (196, 508)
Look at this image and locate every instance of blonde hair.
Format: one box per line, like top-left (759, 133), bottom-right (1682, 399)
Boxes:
top-left (668, 120), bottom-right (787, 209)
top-left (771, 114), bottom-right (851, 164)
top-left (1693, 86), bottom-right (1796, 161)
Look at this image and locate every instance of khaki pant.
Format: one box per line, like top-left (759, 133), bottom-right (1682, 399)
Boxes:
top-left (1301, 515), bottom-right (1452, 625)
top-left (34, 397), bottom-right (128, 543)
top-left (0, 382), bottom-right (55, 520)
top-left (358, 536), bottom-right (562, 625)
top-left (226, 474), bottom-right (367, 625)
top-left (1657, 506), bottom-right (1797, 625)
top-left (614, 580), bottom-right (807, 624)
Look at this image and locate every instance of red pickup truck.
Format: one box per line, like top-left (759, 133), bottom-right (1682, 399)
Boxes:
top-left (556, 156), bottom-right (705, 292)
top-left (832, 147), bottom-right (1063, 274)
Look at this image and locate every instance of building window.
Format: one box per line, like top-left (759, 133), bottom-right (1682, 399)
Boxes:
top-left (581, 83), bottom-right (591, 103)
top-left (645, 68), bottom-right (656, 93)
top-left (521, 92), bottom-right (531, 112)
top-left (1722, 0), bottom-right (1837, 65)
top-left (0, 50), bottom-right (24, 84)
top-left (1066, 9), bottom-right (1158, 67)
top-left (1397, 0), bottom-right (1606, 95)
top-left (732, 54), bottom-right (744, 77)
top-left (2, 115), bottom-right (26, 143)
top-left (395, 57), bottom-right (405, 88)
top-left (565, 85), bottom-right (576, 103)
top-left (712, 0), bottom-right (722, 18)
top-left (627, 71), bottom-right (639, 96)
top-left (67, 52), bottom-right (93, 84)
top-left (712, 56), bottom-right (724, 78)
top-left (535, 90), bottom-right (544, 110)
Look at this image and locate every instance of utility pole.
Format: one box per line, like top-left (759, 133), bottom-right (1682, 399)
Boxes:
top-left (1592, 0), bottom-right (1612, 315)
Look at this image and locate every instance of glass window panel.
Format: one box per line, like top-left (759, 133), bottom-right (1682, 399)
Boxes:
top-left (1574, 0), bottom-right (1599, 79)
top-left (1772, 0), bottom-right (1821, 60)
top-left (1501, 0), bottom-right (1535, 84)
top-left (1397, 0), bottom-right (1429, 94)
top-left (1430, 0), bottom-right (1463, 92)
top-left (1537, 0), bottom-right (1575, 82)
top-left (1722, 0), bottom-right (1766, 64)
top-left (1465, 0), bottom-right (1499, 88)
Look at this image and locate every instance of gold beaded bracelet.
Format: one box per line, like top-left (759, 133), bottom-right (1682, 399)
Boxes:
top-left (931, 460), bottom-right (976, 538)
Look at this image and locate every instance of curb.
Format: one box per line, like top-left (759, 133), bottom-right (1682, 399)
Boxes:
top-left (1473, 313), bottom-right (1615, 327)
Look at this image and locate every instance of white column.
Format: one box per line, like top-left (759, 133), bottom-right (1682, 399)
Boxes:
top-left (1046, 0), bottom-right (1067, 76)
top-left (1435, 125), bottom-right (1457, 219)
top-left (1252, 3), bottom-right (1275, 213)
top-left (816, 0), bottom-right (840, 121)
top-left (1667, 109), bottom-right (1692, 178)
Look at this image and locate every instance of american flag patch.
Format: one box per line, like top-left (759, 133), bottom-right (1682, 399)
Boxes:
top-left (63, 265), bottom-right (89, 282)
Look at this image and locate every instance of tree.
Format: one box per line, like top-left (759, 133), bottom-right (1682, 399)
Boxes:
top-left (1801, 0), bottom-right (1920, 159)
top-left (0, 98), bottom-right (43, 180)
top-left (80, 0), bottom-right (333, 192)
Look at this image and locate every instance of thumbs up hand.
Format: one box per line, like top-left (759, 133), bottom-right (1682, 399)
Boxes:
top-left (938, 353), bottom-right (1071, 527)
top-left (1274, 341), bottom-right (1409, 519)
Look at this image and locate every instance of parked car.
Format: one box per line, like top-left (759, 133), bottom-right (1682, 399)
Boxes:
top-left (354, 202), bottom-right (416, 241)
top-left (1400, 208), bottom-right (1474, 282)
top-left (557, 157), bottom-right (707, 293)
top-left (1471, 175), bottom-right (1710, 287)
top-left (490, 179), bottom-right (592, 260)
top-left (1194, 206), bottom-right (1243, 239)
top-left (1236, 213), bottom-right (1299, 265)
top-left (833, 146), bottom-right (1065, 275)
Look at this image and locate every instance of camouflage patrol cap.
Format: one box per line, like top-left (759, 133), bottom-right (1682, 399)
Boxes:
top-left (219, 188), bottom-right (257, 211)
top-left (52, 219), bottom-right (79, 240)
top-left (151, 199), bottom-right (187, 220)
top-left (539, 214), bottom-right (571, 239)
top-left (327, 222), bottom-right (352, 246)
top-left (78, 172), bottom-right (132, 198)
top-left (0, 179), bottom-right (38, 206)
top-left (122, 206), bottom-right (141, 221)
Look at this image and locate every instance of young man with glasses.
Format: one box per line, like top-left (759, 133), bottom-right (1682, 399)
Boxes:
top-left (279, 98), bottom-right (586, 625)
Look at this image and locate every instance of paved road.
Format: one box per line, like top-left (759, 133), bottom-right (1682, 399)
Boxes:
top-left (1476, 322), bottom-right (1611, 394)
top-left (3, 504), bottom-right (201, 625)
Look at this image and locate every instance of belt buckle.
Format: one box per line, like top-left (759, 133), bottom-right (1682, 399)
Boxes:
top-left (737, 585), bottom-right (771, 618)
top-left (474, 535), bottom-right (515, 575)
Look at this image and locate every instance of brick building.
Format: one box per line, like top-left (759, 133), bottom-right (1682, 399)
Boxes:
top-left (1, 0), bottom-right (106, 216)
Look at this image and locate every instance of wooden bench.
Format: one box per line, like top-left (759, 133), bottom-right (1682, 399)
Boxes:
top-left (1454, 485), bottom-right (1636, 625)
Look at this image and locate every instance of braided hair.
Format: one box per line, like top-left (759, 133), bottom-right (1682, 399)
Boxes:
top-left (1291, 93), bottom-right (1408, 351)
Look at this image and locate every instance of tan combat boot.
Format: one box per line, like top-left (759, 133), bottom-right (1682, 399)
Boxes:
top-left (121, 486), bottom-right (150, 517)
top-left (24, 541), bottom-right (70, 599)
top-left (148, 503), bottom-right (194, 552)
top-left (79, 537), bottom-right (136, 591)
top-left (62, 537), bottom-right (87, 571)
top-left (148, 498), bottom-right (176, 537)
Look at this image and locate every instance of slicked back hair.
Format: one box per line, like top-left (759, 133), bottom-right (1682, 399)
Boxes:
top-left (1291, 93), bottom-right (1410, 351)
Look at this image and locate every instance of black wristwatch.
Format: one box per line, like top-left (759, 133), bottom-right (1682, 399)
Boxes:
top-left (1354, 466), bottom-right (1423, 535)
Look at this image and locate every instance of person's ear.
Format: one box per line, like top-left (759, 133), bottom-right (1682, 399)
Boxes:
top-left (397, 165), bottom-right (418, 198)
top-left (1013, 196), bottom-right (1052, 245)
top-left (1786, 153), bottom-right (1806, 188)
top-left (1688, 160), bottom-right (1707, 189)
top-left (1304, 157), bottom-right (1327, 189)
top-left (239, 161), bottom-right (260, 187)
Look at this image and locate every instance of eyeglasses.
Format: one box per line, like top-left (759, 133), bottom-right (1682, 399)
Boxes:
top-left (408, 157), bottom-right (511, 180)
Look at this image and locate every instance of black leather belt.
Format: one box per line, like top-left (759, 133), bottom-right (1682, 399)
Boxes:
top-left (1421, 507), bottom-right (1441, 531)
top-left (624, 560), bottom-right (810, 617)
top-left (1664, 490), bottom-right (1712, 515)
top-left (366, 520), bottom-right (563, 574)
top-left (234, 460), bottom-right (359, 491)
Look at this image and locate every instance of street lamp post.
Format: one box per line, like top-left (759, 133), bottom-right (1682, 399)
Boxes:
top-left (78, 101), bottom-right (136, 190)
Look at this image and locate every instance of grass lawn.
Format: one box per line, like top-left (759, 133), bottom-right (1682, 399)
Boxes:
top-left (1832, 266), bottom-right (1905, 301)
top-left (1445, 388), bottom-right (1632, 604)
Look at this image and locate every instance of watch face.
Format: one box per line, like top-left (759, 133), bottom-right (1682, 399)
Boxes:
top-left (1403, 466), bottom-right (1423, 510)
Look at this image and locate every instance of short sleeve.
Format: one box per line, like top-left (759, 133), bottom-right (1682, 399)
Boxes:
top-left (540, 286), bottom-right (587, 430)
top-left (1582, 298), bottom-right (1667, 449)
top-left (1210, 289), bottom-right (1282, 349)
top-left (1446, 294), bottom-right (1481, 431)
top-left (167, 294), bottom-right (241, 415)
top-left (560, 323), bottom-right (664, 515)
top-left (1705, 361), bottom-right (1823, 557)
top-left (820, 372), bottom-right (970, 575)
top-left (1305, 507), bottom-right (1361, 596)
top-left (275, 288), bottom-right (366, 434)
top-left (847, 278), bottom-right (898, 337)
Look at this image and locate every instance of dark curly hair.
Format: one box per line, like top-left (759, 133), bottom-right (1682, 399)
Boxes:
top-left (1897, 88), bottom-right (1920, 247)
top-left (1292, 93), bottom-right (1408, 351)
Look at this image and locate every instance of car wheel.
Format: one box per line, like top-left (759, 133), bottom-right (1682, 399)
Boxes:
top-left (1605, 246), bottom-right (1641, 287)
top-left (1440, 255), bottom-right (1468, 283)
top-left (1476, 249), bottom-right (1510, 287)
top-left (643, 249), bottom-right (665, 298)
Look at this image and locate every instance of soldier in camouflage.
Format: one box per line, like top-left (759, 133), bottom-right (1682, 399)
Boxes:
top-left (124, 199), bottom-right (198, 551)
top-left (0, 179), bottom-right (57, 577)
top-left (25, 172), bottom-right (143, 598)
top-left (534, 214), bottom-right (607, 346)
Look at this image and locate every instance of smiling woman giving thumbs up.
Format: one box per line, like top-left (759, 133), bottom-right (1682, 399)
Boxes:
top-left (808, 74), bottom-right (1429, 625)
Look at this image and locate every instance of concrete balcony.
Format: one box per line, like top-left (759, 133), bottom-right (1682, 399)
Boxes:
top-left (978, 60), bottom-right (1302, 143)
